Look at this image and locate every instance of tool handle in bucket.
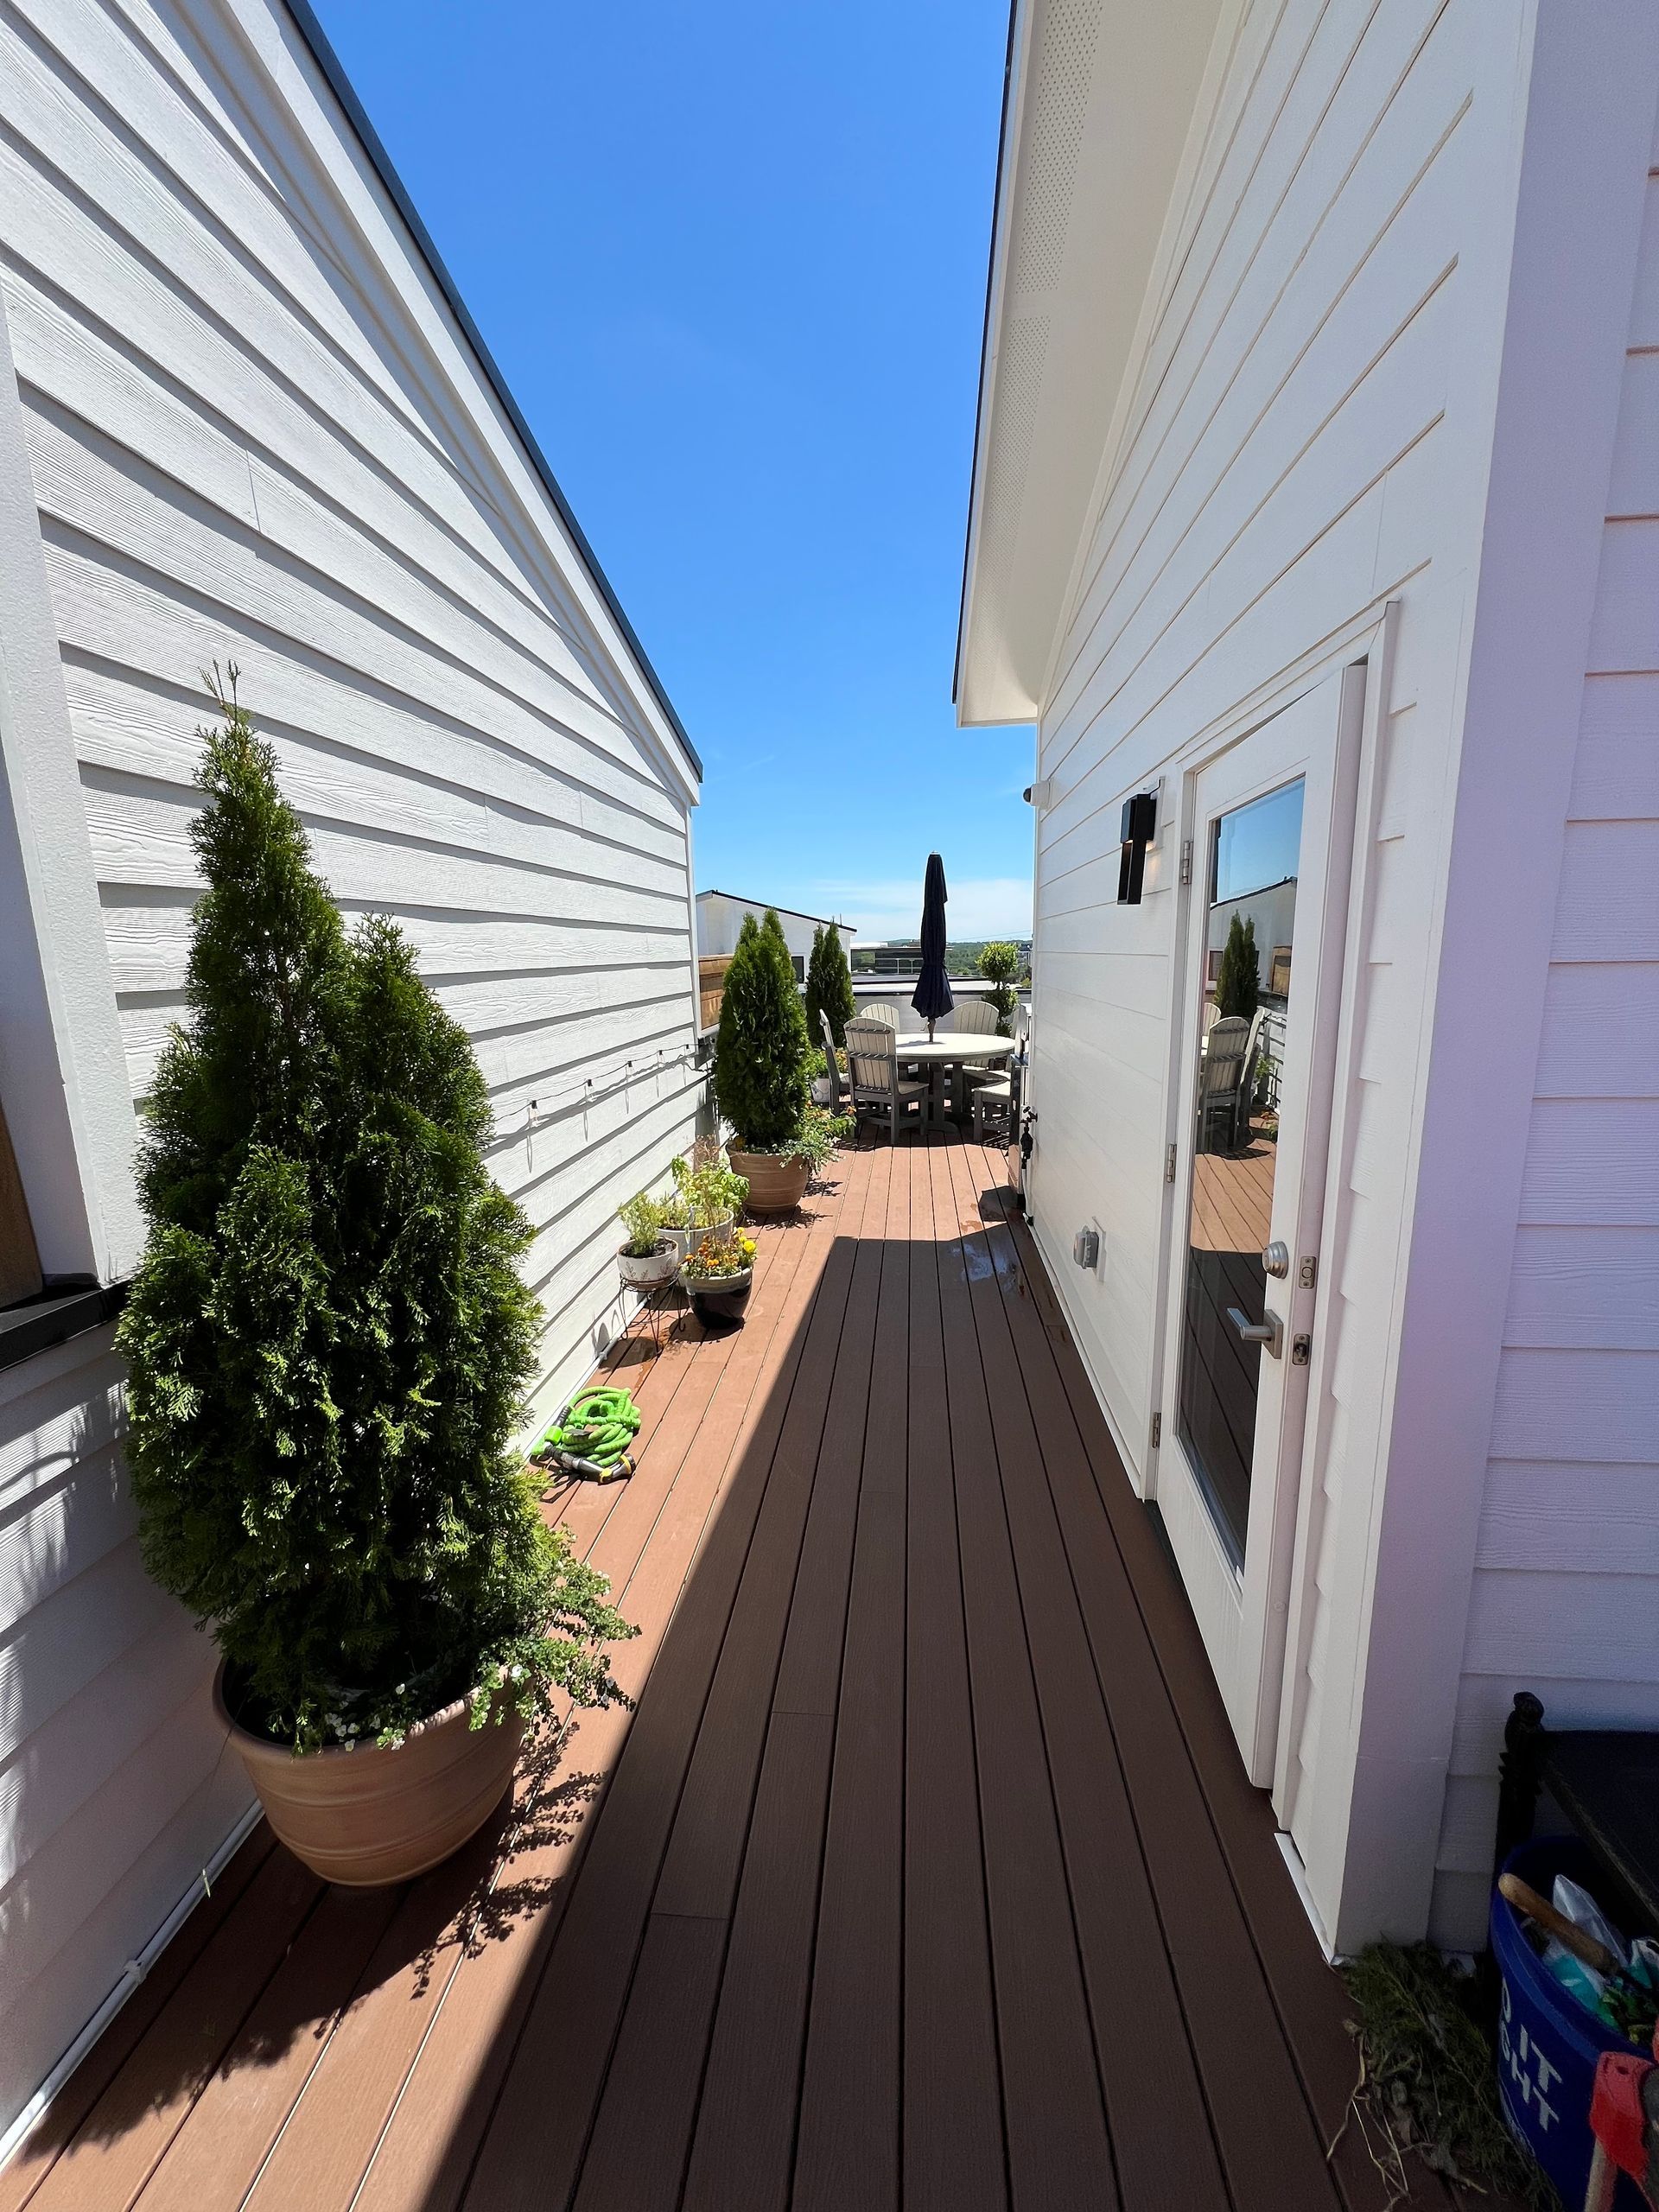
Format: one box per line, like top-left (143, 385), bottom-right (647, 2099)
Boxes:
top-left (1498, 1872), bottom-right (1619, 1974)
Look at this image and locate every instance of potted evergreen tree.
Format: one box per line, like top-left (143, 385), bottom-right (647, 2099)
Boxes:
top-left (1216, 912), bottom-right (1261, 1021)
top-left (804, 920), bottom-right (856, 1052)
top-left (117, 683), bottom-right (634, 1887)
top-left (714, 910), bottom-right (815, 1211)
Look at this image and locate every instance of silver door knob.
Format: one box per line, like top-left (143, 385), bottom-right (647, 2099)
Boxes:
top-left (1262, 1240), bottom-right (1290, 1279)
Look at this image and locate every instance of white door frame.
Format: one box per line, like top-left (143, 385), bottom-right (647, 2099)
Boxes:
top-left (1154, 660), bottom-right (1368, 1785)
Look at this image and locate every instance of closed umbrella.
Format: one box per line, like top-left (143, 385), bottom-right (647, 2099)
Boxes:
top-left (911, 852), bottom-right (954, 1040)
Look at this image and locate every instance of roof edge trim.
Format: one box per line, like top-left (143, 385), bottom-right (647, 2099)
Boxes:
top-left (282, 0), bottom-right (702, 784)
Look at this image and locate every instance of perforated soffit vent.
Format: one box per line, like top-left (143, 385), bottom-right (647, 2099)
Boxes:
top-left (1009, 0), bottom-right (1103, 302)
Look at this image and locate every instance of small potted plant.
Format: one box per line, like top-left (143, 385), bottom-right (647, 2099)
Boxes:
top-left (118, 684), bottom-right (634, 1888)
top-left (680, 1225), bottom-right (758, 1332)
top-left (616, 1191), bottom-right (677, 1291)
top-left (663, 1144), bottom-right (748, 1261)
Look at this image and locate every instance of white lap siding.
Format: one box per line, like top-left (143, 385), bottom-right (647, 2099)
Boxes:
top-left (1428, 130), bottom-right (1659, 1951)
top-left (0, 0), bottom-right (700, 2141)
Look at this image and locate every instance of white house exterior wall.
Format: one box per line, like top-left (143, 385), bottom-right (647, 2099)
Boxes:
top-left (0, 0), bottom-right (700, 2142)
top-left (1015, 0), bottom-right (1659, 1948)
top-left (1427, 84), bottom-right (1659, 1951)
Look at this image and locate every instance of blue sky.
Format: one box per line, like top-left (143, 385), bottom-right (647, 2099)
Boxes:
top-left (312, 0), bottom-right (1033, 944)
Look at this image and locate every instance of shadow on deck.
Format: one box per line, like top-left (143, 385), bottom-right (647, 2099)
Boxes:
top-left (2, 1135), bottom-right (1462, 2212)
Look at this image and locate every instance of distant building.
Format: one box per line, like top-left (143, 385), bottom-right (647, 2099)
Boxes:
top-left (695, 892), bottom-right (854, 986)
top-left (854, 938), bottom-right (1032, 979)
top-left (870, 939), bottom-right (920, 976)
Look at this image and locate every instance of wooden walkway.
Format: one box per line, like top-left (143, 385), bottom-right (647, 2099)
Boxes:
top-left (2, 1135), bottom-right (1459, 2212)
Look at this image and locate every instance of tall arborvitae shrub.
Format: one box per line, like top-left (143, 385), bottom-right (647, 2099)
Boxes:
top-left (1215, 912), bottom-right (1260, 1022)
top-left (804, 920), bottom-right (856, 1049)
top-left (118, 681), bottom-right (632, 1751)
top-left (715, 909), bottom-right (810, 1148)
top-left (803, 924), bottom-right (827, 1048)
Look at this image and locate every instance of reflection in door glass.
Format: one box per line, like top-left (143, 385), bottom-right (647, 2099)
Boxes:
top-left (1176, 777), bottom-right (1304, 1566)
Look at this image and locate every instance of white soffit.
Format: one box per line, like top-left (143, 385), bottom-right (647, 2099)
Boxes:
top-left (957, 0), bottom-right (1226, 727)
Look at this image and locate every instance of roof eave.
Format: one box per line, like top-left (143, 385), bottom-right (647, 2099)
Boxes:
top-left (282, 0), bottom-right (702, 788)
top-left (954, 0), bottom-right (1232, 730)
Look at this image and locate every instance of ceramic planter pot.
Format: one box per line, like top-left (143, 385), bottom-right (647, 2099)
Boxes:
top-left (729, 1150), bottom-right (809, 1214)
top-left (683, 1266), bottom-right (753, 1334)
top-left (617, 1236), bottom-right (677, 1291)
top-left (214, 1663), bottom-right (522, 1887)
top-left (665, 1209), bottom-right (734, 1263)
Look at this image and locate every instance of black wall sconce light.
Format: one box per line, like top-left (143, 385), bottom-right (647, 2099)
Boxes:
top-left (1117, 791), bottom-right (1157, 904)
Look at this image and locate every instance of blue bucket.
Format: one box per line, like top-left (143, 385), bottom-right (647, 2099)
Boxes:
top-left (1491, 1836), bottom-right (1648, 2210)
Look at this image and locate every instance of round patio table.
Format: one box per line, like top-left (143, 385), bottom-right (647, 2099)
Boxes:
top-left (894, 1033), bottom-right (1011, 1128)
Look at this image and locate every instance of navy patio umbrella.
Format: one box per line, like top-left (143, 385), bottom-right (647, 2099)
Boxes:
top-left (912, 852), bottom-right (954, 1039)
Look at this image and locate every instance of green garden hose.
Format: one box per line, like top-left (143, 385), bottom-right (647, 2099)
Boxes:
top-left (533, 1386), bottom-right (641, 1482)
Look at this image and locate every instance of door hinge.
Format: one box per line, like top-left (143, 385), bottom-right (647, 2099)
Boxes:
top-left (1299, 1254), bottom-right (1318, 1289)
top-left (1149, 1410), bottom-right (1161, 1449)
top-left (1164, 1141), bottom-right (1177, 1185)
top-left (1179, 838), bottom-right (1193, 886)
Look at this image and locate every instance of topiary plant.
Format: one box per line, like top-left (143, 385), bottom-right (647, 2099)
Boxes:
top-left (713, 910), bottom-right (810, 1151)
top-left (979, 940), bottom-right (1023, 1037)
top-left (117, 677), bottom-right (633, 1753)
top-left (1216, 911), bottom-right (1260, 1022)
top-left (804, 920), bottom-right (856, 1049)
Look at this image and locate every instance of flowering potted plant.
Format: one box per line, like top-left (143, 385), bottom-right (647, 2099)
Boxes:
top-left (679, 1226), bottom-right (757, 1332)
top-left (616, 1191), bottom-right (677, 1291)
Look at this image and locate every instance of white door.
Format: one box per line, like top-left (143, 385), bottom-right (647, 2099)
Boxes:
top-left (1154, 669), bottom-right (1363, 1784)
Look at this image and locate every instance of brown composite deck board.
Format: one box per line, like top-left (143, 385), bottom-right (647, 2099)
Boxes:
top-left (927, 1141), bottom-right (1119, 2209)
top-left (971, 1151), bottom-right (1455, 2212)
top-left (461, 1149), bottom-right (875, 2211)
top-left (681, 1143), bottom-right (909, 2212)
top-left (8, 1135), bottom-right (1480, 2212)
top-left (962, 1155), bottom-right (1341, 2211)
top-left (790, 1144), bottom-right (909, 2212)
top-left (0, 1827), bottom-right (277, 2212)
top-left (938, 1140), bottom-right (1230, 2212)
top-left (898, 1133), bottom-right (1008, 2212)
top-left (27, 1845), bottom-right (322, 2212)
top-left (133, 1878), bottom-right (405, 2207)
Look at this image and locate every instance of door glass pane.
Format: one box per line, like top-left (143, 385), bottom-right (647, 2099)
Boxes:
top-left (1176, 777), bottom-right (1305, 1566)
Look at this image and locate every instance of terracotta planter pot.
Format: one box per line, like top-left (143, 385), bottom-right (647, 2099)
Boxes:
top-left (730, 1150), bottom-right (809, 1214)
top-left (214, 1663), bottom-right (522, 1887)
top-left (618, 1236), bottom-right (677, 1291)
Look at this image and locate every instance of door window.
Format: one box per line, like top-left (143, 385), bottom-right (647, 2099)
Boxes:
top-left (1175, 778), bottom-right (1304, 1563)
